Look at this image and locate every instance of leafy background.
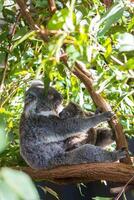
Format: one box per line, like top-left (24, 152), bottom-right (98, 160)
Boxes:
top-left (0, 0), bottom-right (134, 199)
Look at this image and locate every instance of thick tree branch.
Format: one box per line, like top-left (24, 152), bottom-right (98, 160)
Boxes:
top-left (14, 162), bottom-right (134, 184)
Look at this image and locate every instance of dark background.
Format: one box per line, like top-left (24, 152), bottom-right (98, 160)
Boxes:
top-left (35, 138), bottom-right (134, 200)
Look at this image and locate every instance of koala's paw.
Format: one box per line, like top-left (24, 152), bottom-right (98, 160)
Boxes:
top-left (59, 111), bottom-right (70, 119)
top-left (103, 111), bottom-right (115, 120)
top-left (116, 147), bottom-right (127, 159)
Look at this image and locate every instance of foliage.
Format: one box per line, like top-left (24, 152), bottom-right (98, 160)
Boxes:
top-left (0, 0), bottom-right (133, 169)
top-left (0, 167), bottom-right (39, 200)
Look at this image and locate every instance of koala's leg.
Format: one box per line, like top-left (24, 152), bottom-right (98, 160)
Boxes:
top-left (47, 144), bottom-right (127, 169)
top-left (60, 144), bottom-right (127, 166)
top-left (25, 143), bottom-right (126, 169)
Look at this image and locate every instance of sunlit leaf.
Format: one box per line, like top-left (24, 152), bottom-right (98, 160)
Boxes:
top-left (0, 181), bottom-right (19, 200)
top-left (0, 0), bottom-right (4, 12)
top-left (48, 8), bottom-right (69, 30)
top-left (1, 168), bottom-right (40, 200)
top-left (35, 0), bottom-right (48, 7)
top-left (13, 31), bottom-right (36, 49)
top-left (13, 27), bottom-right (28, 41)
top-left (98, 3), bottom-right (124, 36)
top-left (125, 58), bottom-right (134, 70)
top-left (93, 197), bottom-right (112, 200)
top-left (0, 113), bottom-right (8, 153)
top-left (117, 33), bottom-right (134, 52)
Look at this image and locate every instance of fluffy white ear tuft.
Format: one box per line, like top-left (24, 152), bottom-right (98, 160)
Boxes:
top-left (37, 110), bottom-right (58, 117)
top-left (30, 80), bottom-right (44, 88)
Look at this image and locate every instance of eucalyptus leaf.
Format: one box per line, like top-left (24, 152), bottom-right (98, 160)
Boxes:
top-left (13, 31), bottom-right (36, 49)
top-left (0, 0), bottom-right (4, 12)
top-left (118, 33), bottom-right (134, 52)
top-left (93, 197), bottom-right (112, 200)
top-left (1, 168), bottom-right (40, 200)
top-left (48, 8), bottom-right (69, 30)
top-left (98, 3), bottom-right (124, 36)
top-left (0, 113), bottom-right (8, 153)
top-left (0, 181), bottom-right (19, 200)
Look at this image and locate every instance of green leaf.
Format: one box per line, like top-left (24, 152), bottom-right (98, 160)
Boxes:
top-left (93, 197), bottom-right (113, 200)
top-left (124, 97), bottom-right (134, 107)
top-left (0, 52), bottom-right (6, 65)
top-left (66, 44), bottom-right (80, 62)
top-left (0, 0), bottom-right (4, 12)
top-left (125, 58), bottom-right (134, 70)
top-left (98, 3), bottom-right (124, 36)
top-left (1, 168), bottom-right (40, 200)
top-left (0, 113), bottom-right (8, 153)
top-left (118, 33), bottom-right (134, 52)
top-left (0, 31), bottom-right (9, 42)
top-left (13, 27), bottom-right (28, 41)
top-left (93, 197), bottom-right (112, 200)
top-left (0, 181), bottom-right (19, 200)
top-left (13, 31), bottom-right (36, 49)
top-left (35, 0), bottom-right (48, 8)
top-left (128, 16), bottom-right (134, 31)
top-left (48, 8), bottom-right (69, 30)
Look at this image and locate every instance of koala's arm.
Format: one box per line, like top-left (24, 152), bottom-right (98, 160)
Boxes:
top-left (56, 112), bottom-right (113, 133)
top-left (43, 112), bottom-right (114, 143)
top-left (59, 102), bottom-right (93, 119)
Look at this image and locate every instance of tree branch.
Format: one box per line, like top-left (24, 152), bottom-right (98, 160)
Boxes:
top-left (48, 0), bottom-right (57, 13)
top-left (14, 162), bottom-right (134, 184)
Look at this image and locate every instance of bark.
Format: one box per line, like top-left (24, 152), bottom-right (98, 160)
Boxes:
top-left (48, 0), bottom-right (57, 13)
top-left (14, 162), bottom-right (134, 184)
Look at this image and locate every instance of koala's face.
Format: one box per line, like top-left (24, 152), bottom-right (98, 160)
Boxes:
top-left (24, 81), bottom-right (63, 117)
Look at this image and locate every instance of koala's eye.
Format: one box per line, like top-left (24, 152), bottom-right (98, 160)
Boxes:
top-left (27, 92), bottom-right (36, 99)
top-left (48, 94), bottom-right (54, 100)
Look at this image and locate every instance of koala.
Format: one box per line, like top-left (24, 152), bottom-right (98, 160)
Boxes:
top-left (59, 102), bottom-right (114, 151)
top-left (19, 81), bottom-right (126, 169)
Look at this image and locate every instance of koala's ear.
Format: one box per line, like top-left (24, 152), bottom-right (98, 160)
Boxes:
top-left (30, 80), bottom-right (44, 88)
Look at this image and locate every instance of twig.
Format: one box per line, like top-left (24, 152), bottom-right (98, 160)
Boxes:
top-left (110, 185), bottom-right (134, 194)
top-left (115, 175), bottom-right (134, 200)
top-left (48, 0), bottom-right (57, 13)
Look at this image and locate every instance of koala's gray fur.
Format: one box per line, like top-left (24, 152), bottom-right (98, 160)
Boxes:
top-left (19, 81), bottom-right (126, 169)
top-left (59, 102), bottom-right (114, 151)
